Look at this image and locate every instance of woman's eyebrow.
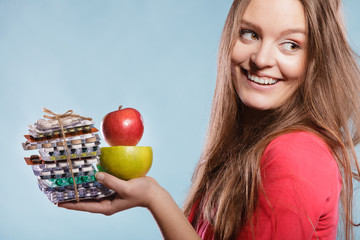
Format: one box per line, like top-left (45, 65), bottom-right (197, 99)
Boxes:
top-left (240, 20), bottom-right (305, 36)
top-left (240, 20), bottom-right (260, 31)
top-left (280, 28), bottom-right (306, 36)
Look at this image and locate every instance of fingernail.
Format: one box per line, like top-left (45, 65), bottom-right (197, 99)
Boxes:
top-left (96, 172), bottom-right (105, 182)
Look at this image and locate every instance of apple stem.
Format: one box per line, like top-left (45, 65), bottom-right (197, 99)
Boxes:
top-left (119, 105), bottom-right (123, 110)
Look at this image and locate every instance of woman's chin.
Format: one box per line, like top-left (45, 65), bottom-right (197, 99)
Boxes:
top-left (241, 99), bottom-right (275, 111)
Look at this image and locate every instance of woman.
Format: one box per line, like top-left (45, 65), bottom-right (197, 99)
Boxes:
top-left (59, 0), bottom-right (360, 239)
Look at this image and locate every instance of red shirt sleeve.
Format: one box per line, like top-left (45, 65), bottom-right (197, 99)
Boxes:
top-left (240, 131), bottom-right (341, 240)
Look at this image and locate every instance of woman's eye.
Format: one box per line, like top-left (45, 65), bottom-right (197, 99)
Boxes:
top-left (240, 30), bottom-right (258, 41)
top-left (281, 42), bottom-right (301, 52)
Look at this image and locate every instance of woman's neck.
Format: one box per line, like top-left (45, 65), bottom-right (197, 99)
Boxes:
top-left (241, 106), bottom-right (271, 126)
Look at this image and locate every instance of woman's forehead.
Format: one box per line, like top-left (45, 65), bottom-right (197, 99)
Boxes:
top-left (240, 0), bottom-right (306, 33)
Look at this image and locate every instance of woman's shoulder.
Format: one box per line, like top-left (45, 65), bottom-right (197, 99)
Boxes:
top-left (265, 131), bottom-right (332, 156)
top-left (261, 130), bottom-right (341, 194)
top-left (262, 131), bottom-right (335, 166)
top-left (255, 131), bottom-right (341, 239)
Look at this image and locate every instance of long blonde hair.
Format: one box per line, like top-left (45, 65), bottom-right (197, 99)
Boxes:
top-left (183, 0), bottom-right (360, 239)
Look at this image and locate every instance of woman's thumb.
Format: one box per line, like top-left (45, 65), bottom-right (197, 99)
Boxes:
top-left (95, 172), bottom-right (128, 194)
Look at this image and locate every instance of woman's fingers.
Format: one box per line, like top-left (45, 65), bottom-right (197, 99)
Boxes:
top-left (58, 173), bottom-right (159, 214)
top-left (58, 196), bottom-right (133, 215)
top-left (58, 199), bottom-right (113, 214)
top-left (95, 172), bottom-right (131, 196)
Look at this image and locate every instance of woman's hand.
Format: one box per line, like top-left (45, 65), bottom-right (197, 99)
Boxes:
top-left (58, 172), bottom-right (200, 239)
top-left (58, 172), bottom-right (161, 215)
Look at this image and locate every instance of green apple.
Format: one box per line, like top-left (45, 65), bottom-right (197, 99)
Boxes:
top-left (99, 146), bottom-right (153, 180)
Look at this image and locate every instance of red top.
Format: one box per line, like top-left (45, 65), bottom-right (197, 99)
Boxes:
top-left (188, 131), bottom-right (342, 239)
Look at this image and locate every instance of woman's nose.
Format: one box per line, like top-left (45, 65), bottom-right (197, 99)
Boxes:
top-left (250, 42), bottom-right (276, 69)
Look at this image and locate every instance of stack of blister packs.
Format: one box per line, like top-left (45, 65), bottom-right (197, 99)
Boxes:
top-left (22, 110), bottom-right (114, 203)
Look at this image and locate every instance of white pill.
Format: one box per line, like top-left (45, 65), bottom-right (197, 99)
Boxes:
top-left (58, 162), bottom-right (68, 167)
top-left (86, 158), bottom-right (98, 164)
top-left (73, 160), bottom-right (85, 167)
top-left (45, 163), bottom-right (56, 168)
top-left (57, 146), bottom-right (65, 151)
top-left (54, 169), bottom-right (64, 175)
top-left (82, 166), bottom-right (92, 172)
top-left (41, 171), bottom-right (51, 176)
top-left (84, 142), bottom-right (95, 148)
top-left (43, 148), bottom-right (54, 153)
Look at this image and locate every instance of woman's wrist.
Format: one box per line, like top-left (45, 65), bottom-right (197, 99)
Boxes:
top-left (145, 181), bottom-right (169, 211)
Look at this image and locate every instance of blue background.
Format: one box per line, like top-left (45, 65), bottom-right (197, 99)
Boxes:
top-left (0, 0), bottom-right (359, 239)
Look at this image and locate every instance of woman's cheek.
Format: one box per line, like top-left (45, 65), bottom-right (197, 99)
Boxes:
top-left (277, 55), bottom-right (306, 81)
top-left (231, 41), bottom-right (252, 65)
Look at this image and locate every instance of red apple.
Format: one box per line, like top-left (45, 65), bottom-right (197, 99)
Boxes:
top-left (101, 106), bottom-right (144, 146)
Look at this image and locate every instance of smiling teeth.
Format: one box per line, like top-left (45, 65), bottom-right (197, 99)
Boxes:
top-left (247, 72), bottom-right (278, 85)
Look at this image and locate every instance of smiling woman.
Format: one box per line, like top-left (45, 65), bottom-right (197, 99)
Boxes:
top-left (231, 0), bottom-right (307, 110)
top-left (183, 0), bottom-right (360, 238)
top-left (58, 0), bottom-right (360, 239)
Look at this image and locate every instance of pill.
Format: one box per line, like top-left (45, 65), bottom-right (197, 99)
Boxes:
top-left (27, 145), bottom-right (37, 150)
top-left (58, 162), bottom-right (68, 168)
top-left (73, 160), bottom-right (85, 167)
top-left (85, 137), bottom-right (96, 143)
top-left (41, 171), bottom-right (51, 176)
top-left (71, 139), bottom-right (82, 145)
top-left (42, 143), bottom-right (52, 148)
top-left (86, 158), bottom-right (98, 164)
top-left (56, 141), bottom-right (66, 146)
top-left (82, 166), bottom-right (92, 172)
top-left (54, 169), bottom-right (64, 175)
top-left (43, 147), bottom-right (54, 153)
top-left (72, 144), bottom-right (82, 149)
top-left (45, 163), bottom-right (56, 168)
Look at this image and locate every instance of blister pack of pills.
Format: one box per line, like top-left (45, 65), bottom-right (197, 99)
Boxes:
top-left (28, 116), bottom-right (94, 139)
top-left (44, 184), bottom-right (113, 203)
top-left (22, 109), bottom-right (115, 203)
top-left (38, 175), bottom-right (97, 189)
top-left (22, 133), bottom-right (101, 151)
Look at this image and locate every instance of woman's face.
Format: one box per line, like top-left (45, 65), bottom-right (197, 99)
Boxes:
top-left (231, 0), bottom-right (307, 110)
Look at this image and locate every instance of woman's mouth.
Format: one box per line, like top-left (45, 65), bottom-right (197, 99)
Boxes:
top-left (247, 71), bottom-right (279, 85)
